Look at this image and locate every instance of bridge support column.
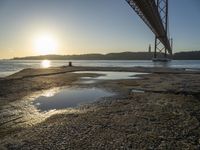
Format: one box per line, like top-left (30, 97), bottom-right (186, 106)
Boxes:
top-left (154, 0), bottom-right (169, 59)
top-left (154, 37), bottom-right (157, 58)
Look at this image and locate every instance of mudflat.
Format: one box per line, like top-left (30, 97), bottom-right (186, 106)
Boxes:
top-left (0, 66), bottom-right (200, 149)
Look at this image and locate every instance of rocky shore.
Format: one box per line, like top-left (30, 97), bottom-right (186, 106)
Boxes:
top-left (0, 66), bottom-right (200, 149)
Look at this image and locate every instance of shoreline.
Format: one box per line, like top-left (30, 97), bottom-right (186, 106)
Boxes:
top-left (1, 66), bottom-right (200, 149)
top-left (0, 59), bottom-right (200, 78)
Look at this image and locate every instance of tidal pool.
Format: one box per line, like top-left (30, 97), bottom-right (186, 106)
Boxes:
top-left (33, 87), bottom-right (115, 111)
top-left (74, 71), bottom-right (148, 82)
top-left (131, 89), bottom-right (145, 93)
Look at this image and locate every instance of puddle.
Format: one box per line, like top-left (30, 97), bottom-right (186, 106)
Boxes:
top-left (131, 89), bottom-right (145, 93)
top-left (74, 71), bottom-right (148, 84)
top-left (185, 68), bottom-right (200, 72)
top-left (33, 87), bottom-right (115, 111)
top-left (78, 79), bottom-right (96, 84)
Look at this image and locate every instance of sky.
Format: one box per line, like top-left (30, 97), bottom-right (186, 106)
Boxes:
top-left (0, 0), bottom-right (200, 58)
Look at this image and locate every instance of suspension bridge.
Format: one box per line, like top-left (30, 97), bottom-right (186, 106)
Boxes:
top-left (126, 0), bottom-right (172, 60)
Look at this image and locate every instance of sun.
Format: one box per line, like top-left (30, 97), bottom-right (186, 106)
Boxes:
top-left (34, 34), bottom-right (58, 55)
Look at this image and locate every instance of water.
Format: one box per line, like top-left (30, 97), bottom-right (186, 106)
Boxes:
top-left (131, 89), bottom-right (145, 93)
top-left (74, 71), bottom-right (148, 84)
top-left (33, 87), bottom-right (115, 111)
top-left (0, 60), bottom-right (200, 77)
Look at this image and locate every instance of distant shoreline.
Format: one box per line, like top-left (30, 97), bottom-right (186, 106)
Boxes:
top-left (11, 51), bottom-right (200, 60)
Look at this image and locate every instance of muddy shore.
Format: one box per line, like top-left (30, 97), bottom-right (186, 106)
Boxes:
top-left (0, 66), bottom-right (200, 149)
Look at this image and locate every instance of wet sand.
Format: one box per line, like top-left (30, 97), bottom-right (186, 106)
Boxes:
top-left (0, 66), bottom-right (200, 149)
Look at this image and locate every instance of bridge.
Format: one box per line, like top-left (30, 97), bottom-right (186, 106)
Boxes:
top-left (126, 0), bottom-right (172, 59)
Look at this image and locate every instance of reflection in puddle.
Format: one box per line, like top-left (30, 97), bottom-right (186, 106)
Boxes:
top-left (33, 87), bottom-right (115, 111)
top-left (0, 96), bottom-right (80, 130)
top-left (131, 89), bottom-right (145, 93)
top-left (185, 68), bottom-right (200, 72)
top-left (74, 71), bottom-right (148, 83)
top-left (79, 80), bottom-right (96, 84)
top-left (75, 71), bottom-right (148, 80)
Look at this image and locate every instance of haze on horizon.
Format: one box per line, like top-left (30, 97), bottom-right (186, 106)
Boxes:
top-left (0, 0), bottom-right (200, 59)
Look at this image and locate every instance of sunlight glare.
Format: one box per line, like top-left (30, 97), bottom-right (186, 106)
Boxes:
top-left (34, 34), bottom-right (58, 55)
top-left (41, 60), bottom-right (51, 68)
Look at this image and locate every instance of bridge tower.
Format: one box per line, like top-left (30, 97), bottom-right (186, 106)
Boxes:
top-left (154, 0), bottom-right (170, 59)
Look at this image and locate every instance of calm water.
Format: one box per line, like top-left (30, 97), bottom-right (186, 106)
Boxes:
top-left (33, 87), bottom-right (115, 111)
top-left (0, 60), bottom-right (200, 77)
top-left (75, 71), bottom-right (148, 80)
top-left (33, 71), bottom-right (146, 111)
top-left (74, 71), bottom-right (148, 84)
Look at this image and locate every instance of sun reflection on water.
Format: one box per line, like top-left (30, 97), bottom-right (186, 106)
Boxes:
top-left (42, 88), bottom-right (59, 97)
top-left (41, 60), bottom-right (51, 68)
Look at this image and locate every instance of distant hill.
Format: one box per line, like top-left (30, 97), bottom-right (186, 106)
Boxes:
top-left (13, 52), bottom-right (154, 60)
top-left (13, 51), bottom-right (200, 60)
top-left (173, 51), bottom-right (200, 60)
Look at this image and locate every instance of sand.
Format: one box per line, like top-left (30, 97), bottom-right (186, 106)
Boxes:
top-left (0, 66), bottom-right (200, 149)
